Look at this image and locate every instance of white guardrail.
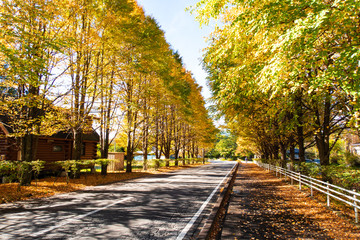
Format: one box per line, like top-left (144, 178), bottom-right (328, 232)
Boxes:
top-left (255, 161), bottom-right (360, 223)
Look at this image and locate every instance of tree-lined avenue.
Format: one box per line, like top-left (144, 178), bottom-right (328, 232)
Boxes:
top-left (0, 161), bottom-right (235, 240)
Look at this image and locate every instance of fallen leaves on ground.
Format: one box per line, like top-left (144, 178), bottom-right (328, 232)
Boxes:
top-left (0, 164), bottom-right (202, 204)
top-left (223, 163), bottom-right (360, 239)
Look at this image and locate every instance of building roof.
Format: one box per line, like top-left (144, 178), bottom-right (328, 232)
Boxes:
top-left (50, 130), bottom-right (100, 142)
top-left (0, 116), bottom-right (99, 142)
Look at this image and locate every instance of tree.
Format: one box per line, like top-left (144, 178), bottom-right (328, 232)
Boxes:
top-left (209, 132), bottom-right (237, 159)
top-left (192, 0), bottom-right (358, 167)
top-left (0, 0), bottom-right (70, 184)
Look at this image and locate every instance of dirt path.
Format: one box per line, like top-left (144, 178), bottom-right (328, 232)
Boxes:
top-left (221, 163), bottom-right (360, 239)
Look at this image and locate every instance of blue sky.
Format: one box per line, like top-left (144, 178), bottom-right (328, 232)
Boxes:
top-left (136, 0), bottom-right (213, 101)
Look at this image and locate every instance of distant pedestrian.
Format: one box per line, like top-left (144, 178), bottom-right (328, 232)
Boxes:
top-left (245, 157), bottom-right (248, 163)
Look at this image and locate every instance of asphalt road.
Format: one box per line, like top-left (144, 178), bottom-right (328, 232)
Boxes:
top-left (0, 161), bottom-right (236, 240)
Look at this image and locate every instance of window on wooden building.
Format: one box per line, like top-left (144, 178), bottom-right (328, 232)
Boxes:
top-left (53, 145), bottom-right (63, 152)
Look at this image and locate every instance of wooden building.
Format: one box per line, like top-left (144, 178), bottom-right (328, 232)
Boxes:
top-left (0, 121), bottom-right (99, 166)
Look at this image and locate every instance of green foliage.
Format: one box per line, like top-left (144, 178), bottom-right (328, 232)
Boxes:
top-left (95, 159), bottom-right (112, 166)
top-left (31, 160), bottom-right (45, 187)
top-left (108, 145), bottom-right (125, 153)
top-left (96, 159), bottom-right (113, 176)
top-left (343, 151), bottom-right (360, 167)
top-left (296, 163), bottom-right (360, 190)
top-left (329, 140), bottom-right (346, 165)
top-left (0, 161), bottom-right (16, 175)
top-left (320, 165), bottom-right (360, 190)
top-left (145, 158), bottom-right (205, 169)
top-left (300, 162), bottom-right (320, 178)
top-left (56, 160), bottom-right (96, 184)
top-left (0, 161), bottom-right (18, 182)
top-left (0, 160), bottom-right (45, 187)
top-left (56, 160), bottom-right (76, 184)
top-left (332, 170), bottom-right (360, 190)
top-left (209, 132), bottom-right (237, 158)
top-left (259, 158), bottom-right (282, 166)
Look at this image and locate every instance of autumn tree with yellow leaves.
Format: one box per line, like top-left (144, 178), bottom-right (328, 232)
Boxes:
top-left (192, 0), bottom-right (359, 166)
top-left (0, 0), bottom-right (217, 178)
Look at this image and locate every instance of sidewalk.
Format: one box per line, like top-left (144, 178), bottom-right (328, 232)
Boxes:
top-left (221, 163), bottom-right (360, 239)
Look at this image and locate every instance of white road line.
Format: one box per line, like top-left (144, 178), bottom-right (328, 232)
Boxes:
top-left (176, 163), bottom-right (237, 240)
top-left (30, 197), bottom-right (133, 237)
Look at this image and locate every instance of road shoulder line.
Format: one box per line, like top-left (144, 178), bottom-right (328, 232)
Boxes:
top-left (176, 162), bottom-right (237, 240)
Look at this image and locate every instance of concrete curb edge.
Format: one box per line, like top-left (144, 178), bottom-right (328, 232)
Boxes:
top-left (197, 162), bottom-right (240, 239)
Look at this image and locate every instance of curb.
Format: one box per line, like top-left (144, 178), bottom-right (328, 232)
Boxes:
top-left (197, 162), bottom-right (240, 239)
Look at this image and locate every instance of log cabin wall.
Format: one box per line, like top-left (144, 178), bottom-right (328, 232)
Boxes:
top-left (0, 137), bottom-right (9, 160)
top-left (0, 125), bottom-right (8, 159)
top-left (35, 138), bottom-right (72, 163)
top-left (0, 126), bottom-right (18, 161)
top-left (81, 141), bottom-right (98, 160)
top-left (1, 138), bottom-right (18, 161)
top-left (0, 121), bottom-right (99, 165)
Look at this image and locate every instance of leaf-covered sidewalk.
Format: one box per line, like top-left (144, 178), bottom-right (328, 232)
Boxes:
top-left (221, 163), bottom-right (360, 239)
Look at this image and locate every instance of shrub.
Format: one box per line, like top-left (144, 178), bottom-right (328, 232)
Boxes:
top-left (56, 160), bottom-right (96, 183)
top-left (96, 159), bottom-right (111, 176)
top-left (56, 160), bottom-right (77, 184)
top-left (324, 165), bottom-right (360, 190)
top-left (31, 160), bottom-right (45, 187)
top-left (0, 161), bottom-right (17, 183)
top-left (300, 162), bottom-right (320, 178)
top-left (0, 160), bottom-right (45, 188)
top-left (344, 151), bottom-right (360, 167)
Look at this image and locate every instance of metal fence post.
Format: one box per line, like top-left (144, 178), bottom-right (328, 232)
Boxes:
top-left (327, 182), bottom-right (330, 207)
top-left (276, 165), bottom-right (278, 177)
top-left (310, 179), bottom-right (313, 197)
top-left (354, 190), bottom-right (358, 224)
top-left (298, 172), bottom-right (301, 190)
top-left (285, 168), bottom-right (287, 181)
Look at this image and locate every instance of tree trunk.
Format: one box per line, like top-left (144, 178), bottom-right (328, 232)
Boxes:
top-left (100, 138), bottom-right (109, 176)
top-left (315, 95), bottom-right (331, 166)
top-left (72, 129), bottom-right (83, 160)
top-left (142, 87), bottom-right (149, 171)
top-left (154, 102), bottom-right (161, 160)
top-left (143, 125), bottom-right (148, 171)
top-left (126, 144), bottom-right (133, 173)
top-left (271, 143), bottom-right (280, 161)
top-left (19, 134), bottom-right (38, 185)
top-left (295, 91), bottom-right (306, 163)
top-left (279, 141), bottom-right (287, 168)
top-left (289, 140), bottom-right (295, 170)
top-left (174, 151), bottom-right (179, 166)
top-left (164, 151), bottom-right (170, 167)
